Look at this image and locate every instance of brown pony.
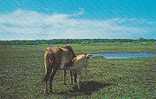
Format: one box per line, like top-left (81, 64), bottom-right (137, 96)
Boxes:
top-left (43, 45), bottom-right (75, 93)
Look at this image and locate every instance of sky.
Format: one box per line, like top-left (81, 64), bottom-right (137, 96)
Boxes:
top-left (0, 0), bottom-right (156, 40)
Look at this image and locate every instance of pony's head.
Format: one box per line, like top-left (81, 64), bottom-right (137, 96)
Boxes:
top-left (86, 54), bottom-right (92, 59)
top-left (80, 53), bottom-right (92, 68)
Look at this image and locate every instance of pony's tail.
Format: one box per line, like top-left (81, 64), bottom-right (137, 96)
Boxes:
top-left (44, 51), bottom-right (48, 74)
top-left (43, 50), bottom-right (49, 82)
top-left (43, 50), bottom-right (55, 82)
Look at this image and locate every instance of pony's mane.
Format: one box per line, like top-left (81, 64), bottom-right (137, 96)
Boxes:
top-left (64, 45), bottom-right (76, 57)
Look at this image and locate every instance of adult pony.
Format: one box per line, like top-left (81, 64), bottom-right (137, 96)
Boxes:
top-left (43, 45), bottom-right (75, 93)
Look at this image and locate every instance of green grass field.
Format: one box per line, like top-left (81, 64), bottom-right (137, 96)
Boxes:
top-left (0, 41), bottom-right (156, 99)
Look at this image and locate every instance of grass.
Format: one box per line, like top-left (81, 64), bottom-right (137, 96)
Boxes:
top-left (0, 41), bottom-right (156, 99)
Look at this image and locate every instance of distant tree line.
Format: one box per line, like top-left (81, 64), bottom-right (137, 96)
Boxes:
top-left (0, 39), bottom-right (155, 45)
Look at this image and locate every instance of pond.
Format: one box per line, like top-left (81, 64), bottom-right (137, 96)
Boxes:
top-left (91, 51), bottom-right (156, 59)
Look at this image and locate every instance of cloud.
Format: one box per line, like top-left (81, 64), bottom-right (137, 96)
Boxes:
top-left (71, 8), bottom-right (85, 17)
top-left (0, 9), bottom-right (155, 40)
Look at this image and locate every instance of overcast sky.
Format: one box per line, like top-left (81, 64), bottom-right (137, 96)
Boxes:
top-left (0, 0), bottom-right (156, 40)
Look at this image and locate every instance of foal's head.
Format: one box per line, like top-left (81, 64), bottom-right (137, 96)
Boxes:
top-left (72, 53), bottom-right (92, 68)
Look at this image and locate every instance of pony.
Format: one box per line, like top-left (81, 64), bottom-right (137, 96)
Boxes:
top-left (69, 54), bottom-right (91, 89)
top-left (43, 45), bottom-right (75, 93)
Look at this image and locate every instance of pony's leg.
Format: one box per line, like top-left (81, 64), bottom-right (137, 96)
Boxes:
top-left (44, 79), bottom-right (48, 94)
top-left (70, 70), bottom-right (73, 85)
top-left (44, 64), bottom-right (52, 94)
top-left (63, 69), bottom-right (67, 85)
top-left (49, 67), bottom-right (57, 92)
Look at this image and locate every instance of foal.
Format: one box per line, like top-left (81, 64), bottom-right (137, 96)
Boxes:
top-left (70, 54), bottom-right (91, 89)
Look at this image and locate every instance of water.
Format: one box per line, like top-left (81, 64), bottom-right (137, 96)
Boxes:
top-left (91, 52), bottom-right (156, 59)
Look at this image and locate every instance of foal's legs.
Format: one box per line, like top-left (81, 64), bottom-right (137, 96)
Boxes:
top-left (63, 69), bottom-right (67, 85)
top-left (74, 72), bottom-right (77, 83)
top-left (70, 70), bottom-right (73, 84)
top-left (77, 74), bottom-right (80, 89)
top-left (73, 72), bottom-right (81, 89)
top-left (49, 67), bottom-right (57, 92)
